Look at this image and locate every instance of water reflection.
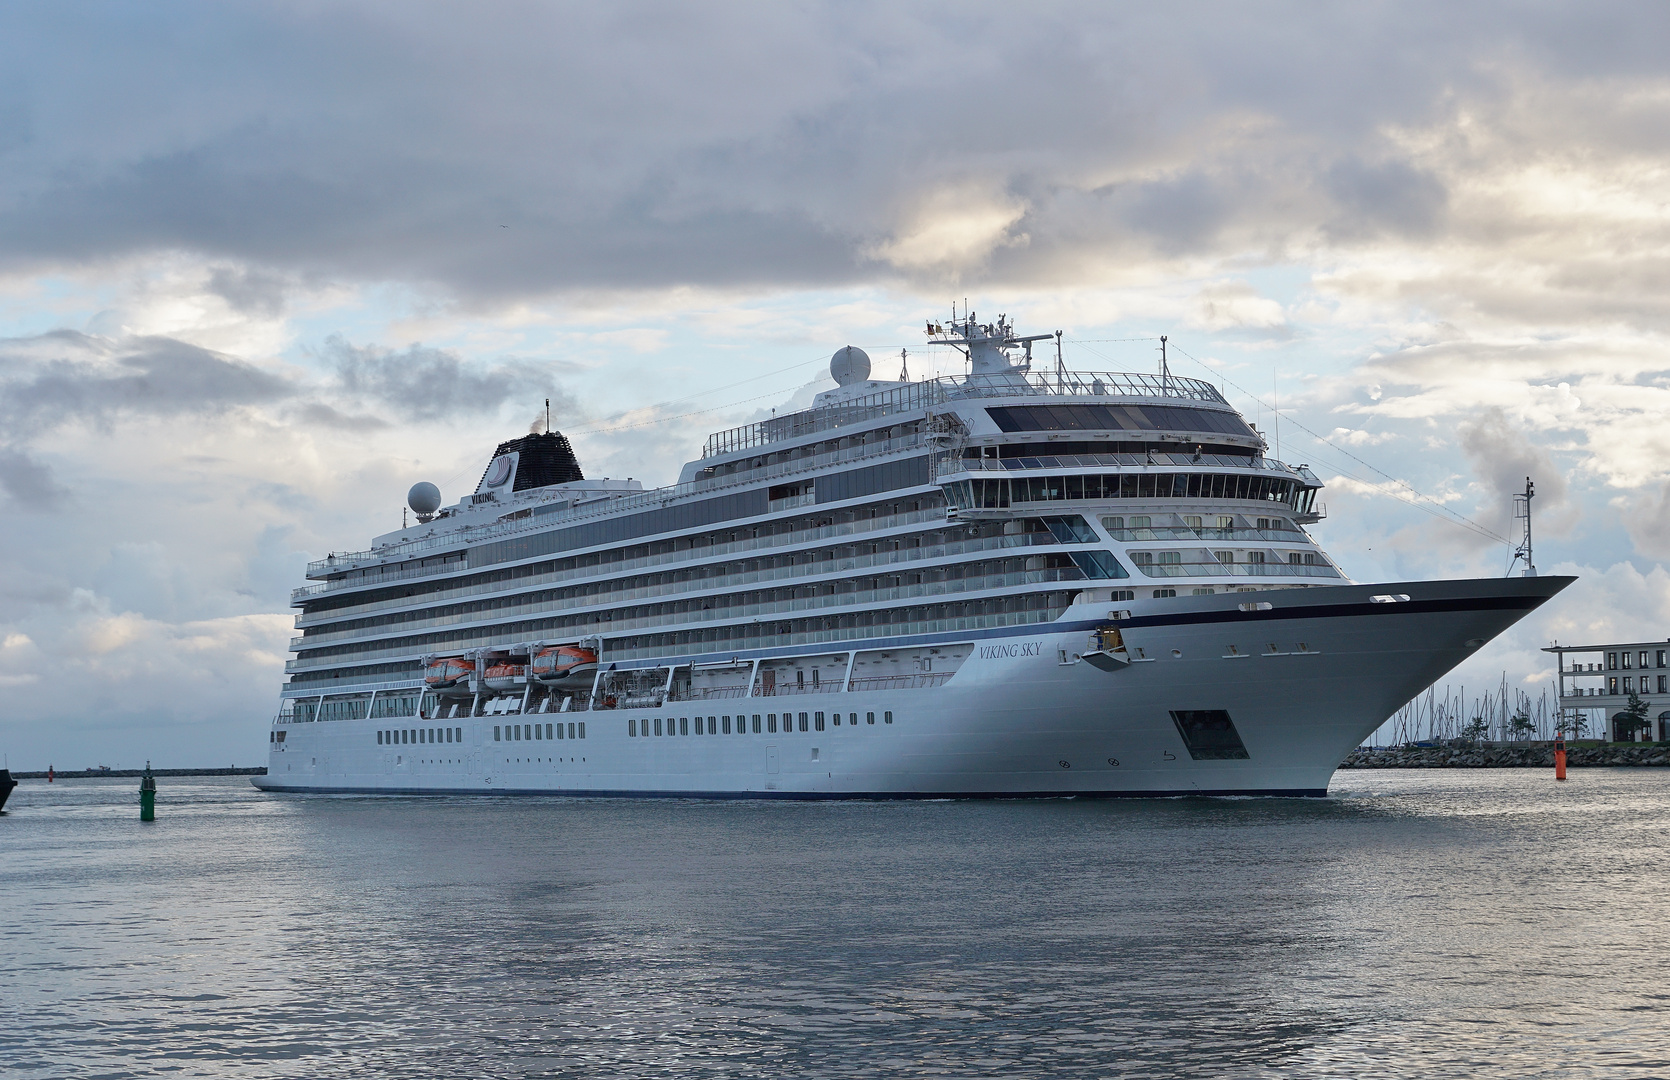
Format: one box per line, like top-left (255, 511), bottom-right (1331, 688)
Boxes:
top-left (2, 772), bottom-right (1667, 1077)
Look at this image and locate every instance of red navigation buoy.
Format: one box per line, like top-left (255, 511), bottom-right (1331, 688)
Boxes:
top-left (1554, 732), bottom-right (1567, 781)
top-left (47, 763), bottom-right (54, 783)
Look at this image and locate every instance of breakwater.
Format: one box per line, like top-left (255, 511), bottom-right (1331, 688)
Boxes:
top-left (1342, 744), bottom-right (1670, 769)
top-left (11, 767), bottom-right (268, 780)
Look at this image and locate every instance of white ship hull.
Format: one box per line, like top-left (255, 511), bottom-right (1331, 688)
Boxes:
top-left (257, 576), bottom-right (1567, 798)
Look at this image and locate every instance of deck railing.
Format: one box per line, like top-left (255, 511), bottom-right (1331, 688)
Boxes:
top-left (702, 370), bottom-right (1227, 457)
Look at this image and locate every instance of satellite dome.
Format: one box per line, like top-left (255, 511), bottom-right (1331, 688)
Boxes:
top-left (830, 345), bottom-right (871, 386)
top-left (407, 482), bottom-right (442, 518)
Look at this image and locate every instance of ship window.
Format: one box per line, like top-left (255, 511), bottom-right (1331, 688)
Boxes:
top-left (1041, 515), bottom-right (1098, 543)
top-left (1154, 588), bottom-right (1177, 598)
top-left (768, 714), bottom-right (778, 733)
top-left (377, 731), bottom-right (384, 744)
top-left (799, 712), bottom-right (809, 732)
top-left (752, 714), bottom-right (761, 733)
top-left (884, 711), bottom-right (893, 724)
top-left (1111, 589), bottom-right (1135, 601)
top-left (814, 712), bottom-right (825, 731)
top-left (680, 717), bottom-right (689, 735)
top-left (556, 722), bottom-right (564, 739)
top-left (1157, 552), bottom-right (1181, 565)
top-left (867, 712), bottom-right (875, 725)
top-left (532, 723), bottom-right (541, 740)
top-left (655, 718), bottom-right (663, 736)
top-left (832, 713), bottom-right (841, 726)
top-left (494, 726), bottom-right (501, 741)
top-left (453, 727), bottom-right (461, 743)
top-left (722, 716), bottom-right (732, 734)
top-left (575, 722), bottom-right (583, 739)
top-left (1071, 551), bottom-right (1130, 579)
top-left (629, 719), bottom-right (637, 737)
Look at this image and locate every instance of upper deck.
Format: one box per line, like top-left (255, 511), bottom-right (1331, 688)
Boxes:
top-left (701, 369), bottom-right (1230, 458)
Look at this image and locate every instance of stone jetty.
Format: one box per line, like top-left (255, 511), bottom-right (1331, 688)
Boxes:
top-left (1341, 744), bottom-right (1670, 769)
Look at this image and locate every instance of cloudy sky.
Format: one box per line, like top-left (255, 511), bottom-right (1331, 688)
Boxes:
top-left (3, 2), bottom-right (1668, 767)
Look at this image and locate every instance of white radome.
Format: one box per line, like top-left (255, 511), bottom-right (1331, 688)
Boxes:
top-left (407, 482), bottom-right (442, 516)
top-left (830, 345), bottom-right (870, 386)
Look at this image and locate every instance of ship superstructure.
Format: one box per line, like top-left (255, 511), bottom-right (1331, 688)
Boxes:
top-left (258, 312), bottom-right (1570, 796)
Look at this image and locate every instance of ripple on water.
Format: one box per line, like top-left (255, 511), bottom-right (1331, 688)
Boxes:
top-left (2, 770), bottom-right (1668, 1078)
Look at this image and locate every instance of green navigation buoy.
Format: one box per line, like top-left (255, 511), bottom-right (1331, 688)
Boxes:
top-left (139, 761), bottom-right (156, 822)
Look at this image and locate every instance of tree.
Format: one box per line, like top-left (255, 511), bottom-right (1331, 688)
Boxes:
top-left (1615, 694), bottom-right (1652, 742)
top-left (1460, 716), bottom-right (1491, 743)
top-left (1509, 709), bottom-right (1536, 741)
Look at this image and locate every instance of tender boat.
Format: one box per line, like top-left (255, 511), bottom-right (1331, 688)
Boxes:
top-left (531, 645), bottom-right (599, 688)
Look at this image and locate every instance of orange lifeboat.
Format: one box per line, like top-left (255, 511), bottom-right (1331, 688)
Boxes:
top-left (424, 656), bottom-right (475, 694)
top-left (482, 662), bottom-right (526, 693)
top-left (531, 645), bottom-right (598, 687)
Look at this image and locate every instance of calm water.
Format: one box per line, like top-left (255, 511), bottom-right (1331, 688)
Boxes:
top-left (3, 772), bottom-right (1668, 1079)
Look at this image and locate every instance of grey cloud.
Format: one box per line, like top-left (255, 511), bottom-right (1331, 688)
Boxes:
top-left (0, 331), bottom-right (291, 437)
top-left (325, 336), bottom-right (574, 422)
top-left (1458, 407), bottom-right (1571, 535)
top-left (0, 445), bottom-right (69, 510)
top-left (290, 401), bottom-right (391, 430)
top-left (1623, 482), bottom-right (1670, 560)
top-left (1325, 157), bottom-right (1448, 238)
top-left (0, 3), bottom-right (1665, 299)
top-left (206, 265), bottom-right (289, 316)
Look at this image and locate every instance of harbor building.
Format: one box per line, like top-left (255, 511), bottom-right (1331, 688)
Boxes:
top-left (1544, 640), bottom-right (1670, 741)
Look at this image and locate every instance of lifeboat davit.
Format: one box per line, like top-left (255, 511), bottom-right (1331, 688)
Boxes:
top-left (482, 662), bottom-right (526, 693)
top-left (425, 656), bottom-right (475, 694)
top-left (531, 645), bottom-right (598, 687)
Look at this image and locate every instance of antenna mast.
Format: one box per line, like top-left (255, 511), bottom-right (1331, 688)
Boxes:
top-left (899, 348), bottom-right (909, 382)
top-left (1159, 335), bottom-right (1170, 392)
top-left (1510, 477), bottom-right (1537, 577)
top-left (1054, 330), bottom-right (1064, 389)
top-left (545, 398), bottom-right (550, 433)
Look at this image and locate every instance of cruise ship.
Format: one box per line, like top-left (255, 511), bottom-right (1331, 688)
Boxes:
top-left (256, 312), bottom-right (1571, 797)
